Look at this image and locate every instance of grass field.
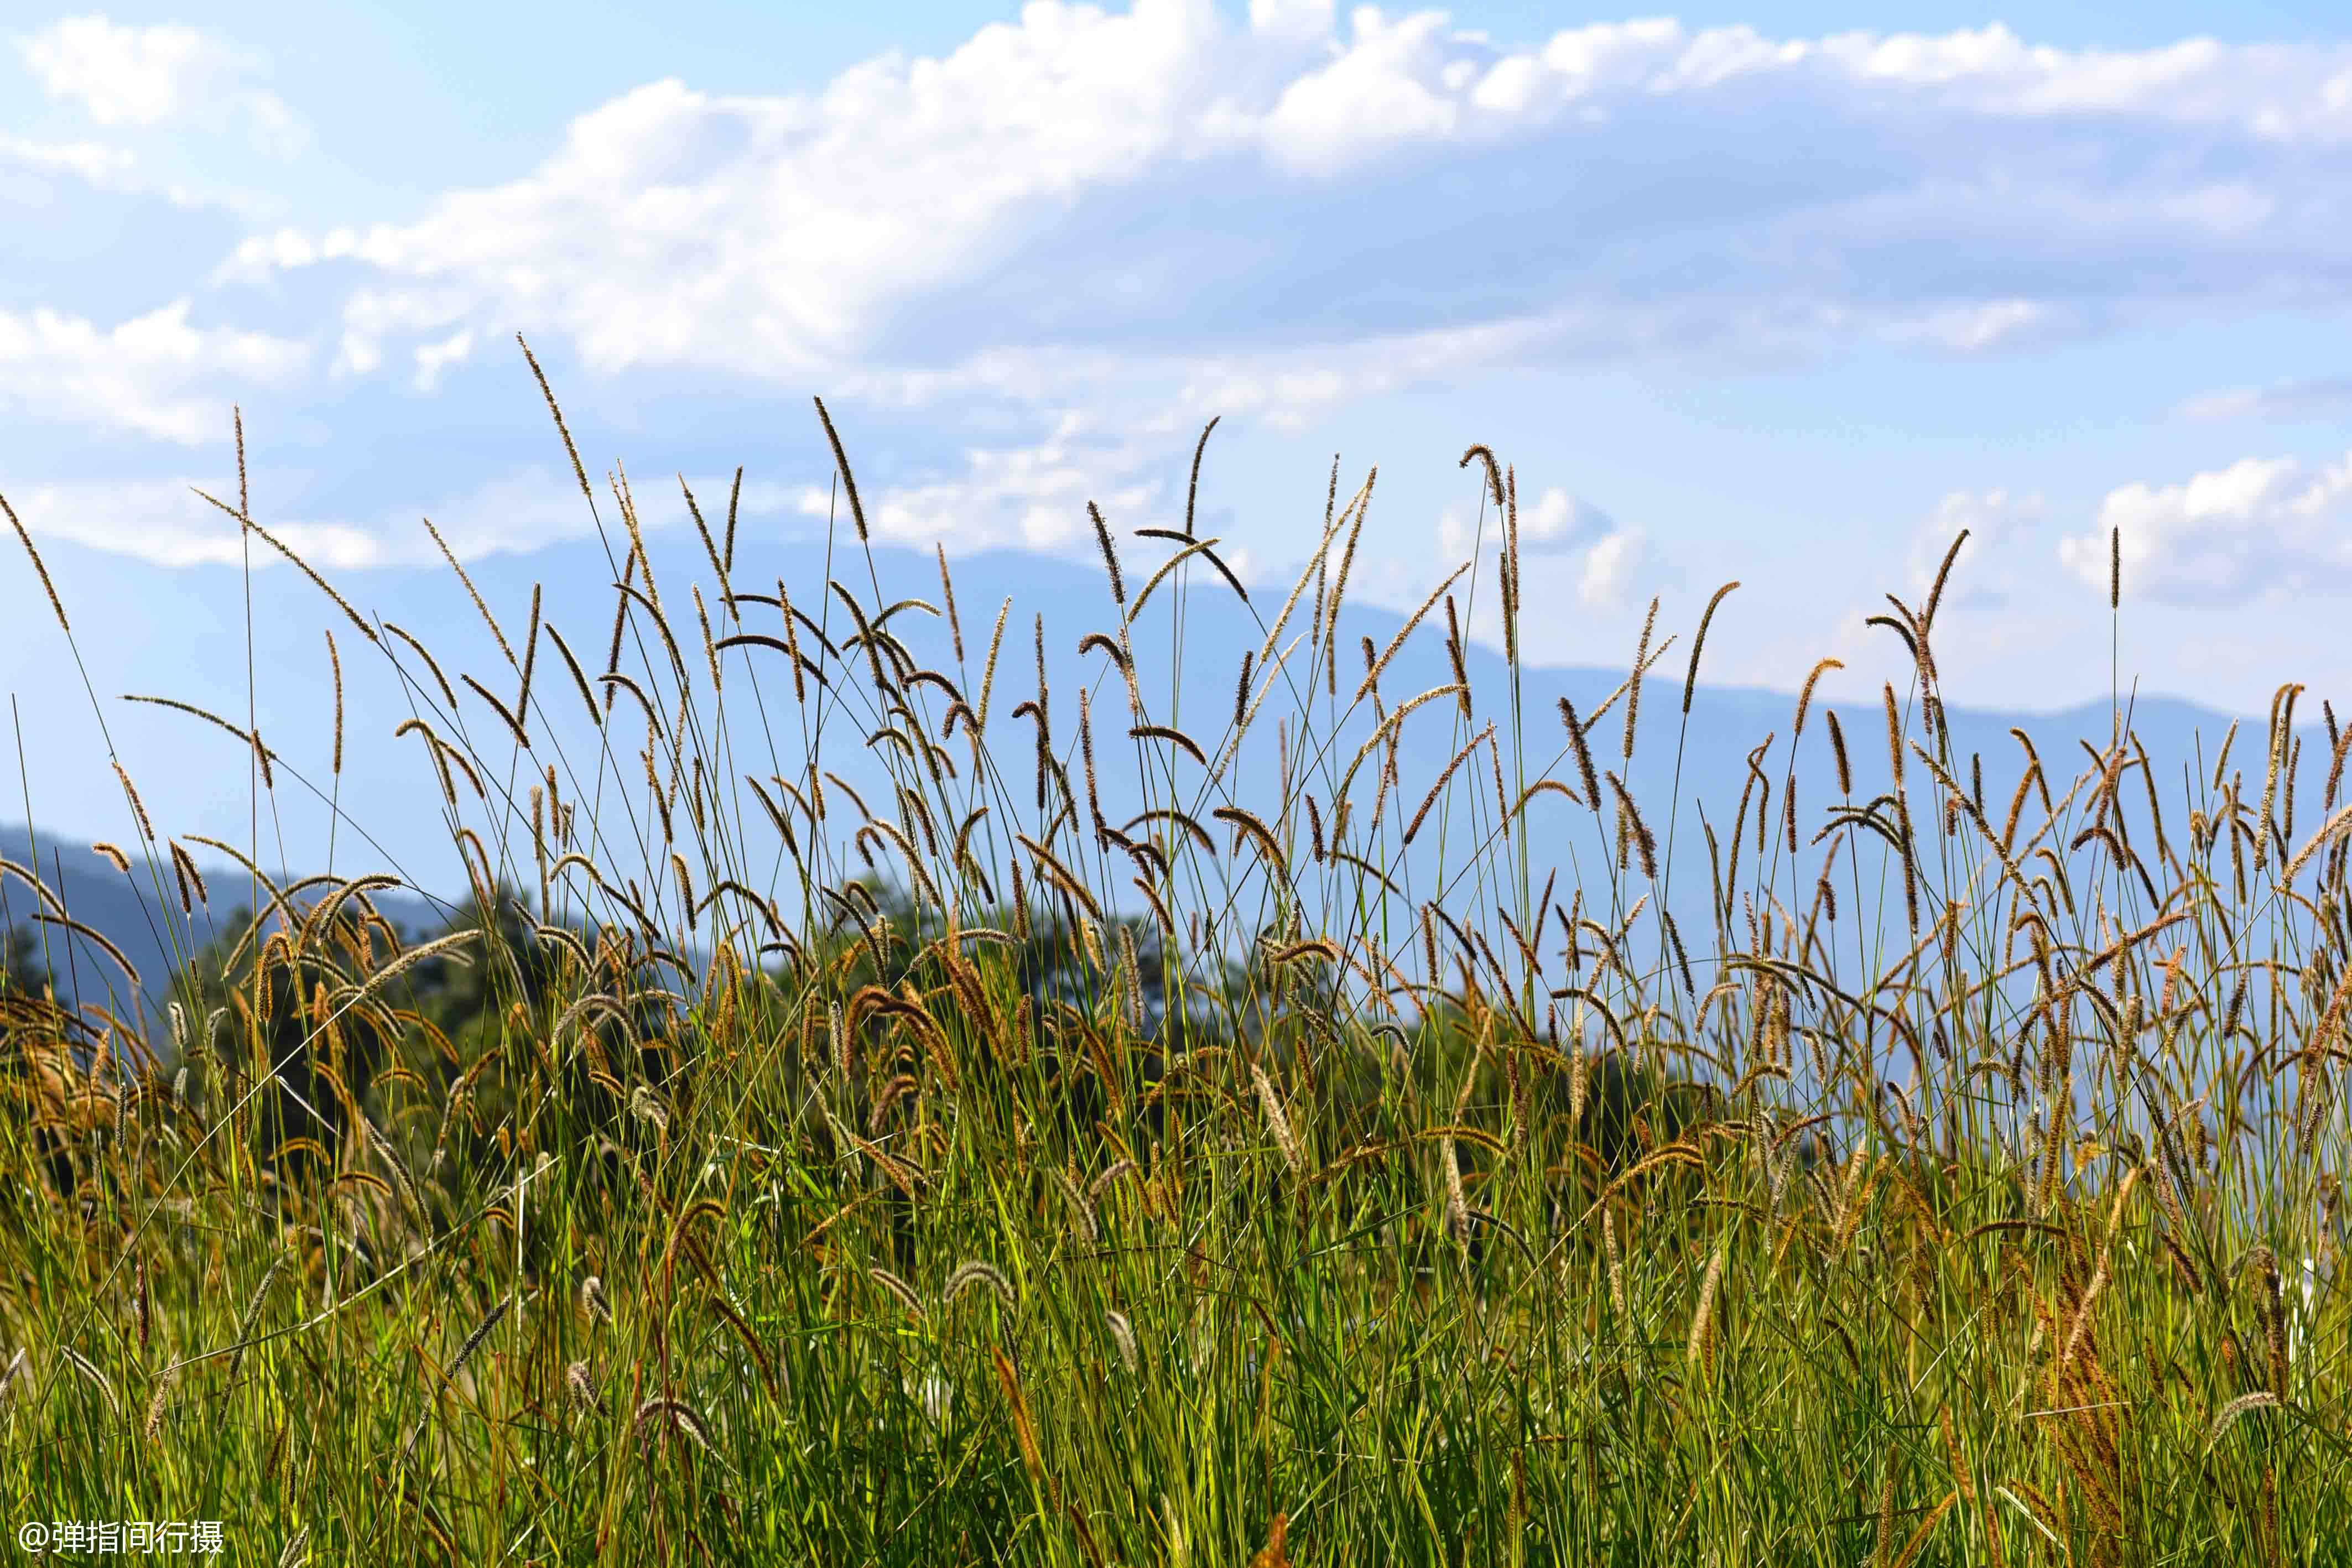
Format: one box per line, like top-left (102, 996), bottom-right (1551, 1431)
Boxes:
top-left (2, 356), bottom-right (2349, 1564)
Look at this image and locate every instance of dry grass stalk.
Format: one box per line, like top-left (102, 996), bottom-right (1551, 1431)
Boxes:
top-left (694, 584), bottom-right (721, 694)
top-left (2205, 1391), bottom-right (2280, 1452)
top-left (1105, 1310), bottom-right (1139, 1372)
top-left (1503, 466), bottom-right (1520, 662)
top-left (1325, 496), bottom-right (1365, 695)
top-left (1357, 563), bottom-right (1470, 703)
top-left (225, 1253), bottom-right (289, 1383)
top-left (1683, 581), bottom-right (1740, 713)
top-left (517, 334), bottom-right (595, 505)
top-left (142, 1364), bottom-right (178, 1442)
top-left (459, 674), bottom-right (530, 750)
top-left (1604, 772), bottom-right (1658, 879)
top-left (869, 1267), bottom-right (927, 1319)
top-left (123, 695), bottom-right (279, 785)
top-left (203, 509), bottom-right (379, 647)
top-left (1184, 416), bottom-right (1220, 536)
top-left (60, 1347), bottom-right (120, 1419)
top-left (812, 397), bottom-right (870, 541)
top-left (2, 491), bottom-right (70, 632)
top-left (1088, 502), bottom-right (1126, 606)
top-left (946, 1260), bottom-right (1016, 1311)
top-left (1444, 597), bottom-right (1471, 715)
top-left (1685, 1234), bottom-right (1731, 1378)
top-left (420, 517), bottom-right (515, 670)
top-left (382, 622), bottom-right (460, 712)
top-left (110, 761), bottom-right (156, 842)
top-left (566, 1361), bottom-right (607, 1419)
top-left (517, 582), bottom-right (543, 720)
top-left (1440, 1132), bottom-right (1471, 1251)
top-left (633, 1397), bottom-right (720, 1460)
top-left (168, 841), bottom-right (207, 913)
top-left (1406, 723), bottom-right (1495, 847)
top-left (30, 911), bottom-right (141, 990)
top-left (1625, 596), bottom-right (1658, 762)
top-left (542, 623), bottom-right (603, 727)
top-left (1125, 536), bottom-right (1223, 627)
top-left (993, 1345), bottom-right (1043, 1482)
top-left (1887, 1492), bottom-right (1958, 1568)
top-left (444, 1293), bottom-right (513, 1388)
top-left (1253, 1063), bottom-right (1305, 1176)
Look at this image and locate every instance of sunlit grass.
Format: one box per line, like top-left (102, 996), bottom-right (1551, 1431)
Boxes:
top-left (1, 357), bottom-right (2347, 1564)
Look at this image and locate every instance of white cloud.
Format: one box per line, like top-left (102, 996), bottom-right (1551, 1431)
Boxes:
top-left (0, 129), bottom-right (287, 217)
top-left (411, 329), bottom-right (476, 393)
top-left (167, 6), bottom-right (2352, 576)
top-left (1420, 480), bottom-right (1627, 606)
top-left (1906, 488), bottom-right (2052, 611)
top-left (1437, 483), bottom-right (1612, 559)
top-left (1573, 528), bottom-right (1646, 611)
top-left (221, 9), bottom-right (2352, 394)
top-left (7, 467), bottom-right (606, 570)
top-left (789, 408), bottom-right (1169, 554)
top-left (18, 16), bottom-right (213, 127)
top-left (2063, 451), bottom-right (2352, 606)
top-left (35, 6), bottom-right (2352, 580)
top-left (15, 15), bottom-right (306, 157)
top-left (1888, 300), bottom-right (2068, 355)
top-left (332, 331), bottom-right (381, 379)
top-left (2176, 376), bottom-right (2352, 422)
top-left (676, 474), bottom-right (803, 524)
top-left (0, 299), bottom-right (309, 445)
top-left (1429, 482), bottom-right (1639, 618)
top-left (1516, 486), bottom-right (1616, 549)
top-left (3, 477), bottom-right (374, 570)
top-left (0, 130), bottom-right (133, 185)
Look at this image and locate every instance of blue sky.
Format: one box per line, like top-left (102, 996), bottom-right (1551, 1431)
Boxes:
top-left (7, 1), bottom-right (2352, 863)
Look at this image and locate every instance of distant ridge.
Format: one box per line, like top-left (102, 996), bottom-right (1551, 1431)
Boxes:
top-left (0, 647), bottom-right (2283, 1033)
top-left (0, 824), bottom-right (443, 1025)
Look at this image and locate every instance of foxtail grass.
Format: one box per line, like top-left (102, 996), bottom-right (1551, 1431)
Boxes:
top-left (1, 368), bottom-right (2348, 1564)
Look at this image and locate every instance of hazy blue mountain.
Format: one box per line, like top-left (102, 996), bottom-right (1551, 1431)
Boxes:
top-left (0, 824), bottom-right (443, 1025)
top-left (2, 517), bottom-right (2315, 1043)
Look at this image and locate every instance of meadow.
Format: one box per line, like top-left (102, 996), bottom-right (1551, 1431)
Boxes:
top-left (2, 344), bottom-right (2348, 1564)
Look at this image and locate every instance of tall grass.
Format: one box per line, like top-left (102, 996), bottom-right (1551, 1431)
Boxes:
top-left (2, 348), bottom-right (2349, 1565)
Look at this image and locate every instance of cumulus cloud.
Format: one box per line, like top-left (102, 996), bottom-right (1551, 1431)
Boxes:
top-left (221, 8), bottom-right (2352, 390)
top-left (1429, 483), bottom-right (1641, 616)
top-left (2058, 451), bottom-right (2352, 607)
top-left (1571, 527), bottom-right (1647, 611)
top-left (15, 15), bottom-right (306, 157)
top-left (1437, 484), bottom-right (1614, 559)
top-left (0, 298), bottom-right (309, 444)
top-left (35, 4), bottom-right (2352, 579)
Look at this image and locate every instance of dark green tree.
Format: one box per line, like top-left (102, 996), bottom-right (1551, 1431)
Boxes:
top-left (1, 923), bottom-right (49, 999)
